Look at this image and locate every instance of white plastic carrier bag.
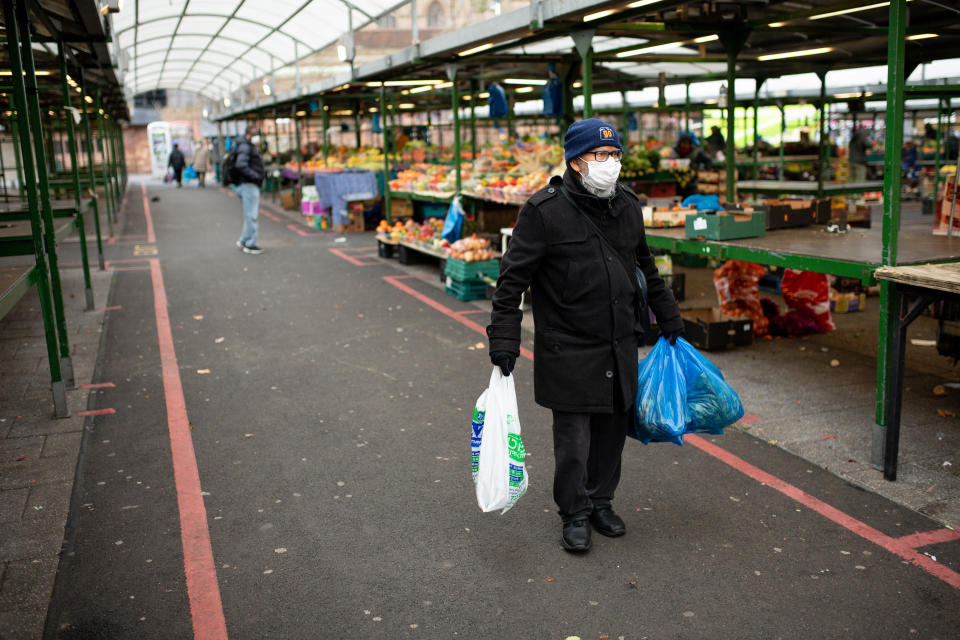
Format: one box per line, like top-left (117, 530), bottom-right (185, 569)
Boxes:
top-left (472, 367), bottom-right (528, 513)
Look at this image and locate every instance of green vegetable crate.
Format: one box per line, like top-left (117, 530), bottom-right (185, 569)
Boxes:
top-left (444, 258), bottom-right (500, 281)
top-left (685, 211), bottom-right (766, 241)
top-left (445, 276), bottom-right (489, 301)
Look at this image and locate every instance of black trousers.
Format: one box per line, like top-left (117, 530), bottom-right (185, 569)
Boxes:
top-left (551, 407), bottom-right (629, 522)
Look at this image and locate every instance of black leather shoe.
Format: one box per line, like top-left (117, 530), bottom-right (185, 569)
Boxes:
top-left (590, 507), bottom-right (626, 537)
top-left (561, 518), bottom-right (592, 552)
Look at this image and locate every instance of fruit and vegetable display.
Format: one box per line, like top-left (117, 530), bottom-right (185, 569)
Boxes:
top-left (445, 234), bottom-right (496, 262)
top-left (284, 147), bottom-right (386, 174)
top-left (377, 218), bottom-right (449, 249)
top-left (620, 145), bottom-right (662, 175)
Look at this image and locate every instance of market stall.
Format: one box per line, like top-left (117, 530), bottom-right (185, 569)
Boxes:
top-left (0, 0), bottom-right (128, 416)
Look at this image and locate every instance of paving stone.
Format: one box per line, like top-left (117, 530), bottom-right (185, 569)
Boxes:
top-left (0, 437), bottom-right (45, 462)
top-left (0, 557), bottom-right (58, 611)
top-left (0, 520), bottom-right (64, 562)
top-left (0, 459), bottom-right (76, 492)
top-left (40, 433), bottom-right (82, 460)
top-left (0, 488), bottom-right (29, 524)
top-left (5, 417), bottom-right (85, 439)
top-left (24, 482), bottom-right (73, 522)
top-left (0, 606), bottom-right (47, 640)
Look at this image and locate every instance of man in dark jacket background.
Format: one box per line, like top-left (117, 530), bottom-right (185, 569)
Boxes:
top-left (167, 143), bottom-right (186, 188)
top-left (233, 125), bottom-right (266, 254)
top-left (487, 118), bottom-right (683, 553)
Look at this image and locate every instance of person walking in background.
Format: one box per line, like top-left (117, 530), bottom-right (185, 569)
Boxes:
top-left (232, 126), bottom-right (266, 255)
top-left (168, 143), bottom-right (186, 188)
top-left (487, 118), bottom-right (683, 554)
top-left (193, 140), bottom-right (211, 188)
top-left (705, 125), bottom-right (725, 156)
top-left (849, 126), bottom-right (871, 183)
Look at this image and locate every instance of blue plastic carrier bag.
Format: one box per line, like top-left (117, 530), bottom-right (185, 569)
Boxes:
top-left (629, 337), bottom-right (744, 445)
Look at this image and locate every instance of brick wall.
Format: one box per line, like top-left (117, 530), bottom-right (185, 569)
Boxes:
top-left (123, 125), bottom-right (151, 174)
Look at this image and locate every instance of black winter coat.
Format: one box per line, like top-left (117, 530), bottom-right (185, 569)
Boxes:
top-left (487, 170), bottom-right (683, 414)
top-left (168, 149), bottom-right (185, 171)
top-left (233, 137), bottom-right (265, 185)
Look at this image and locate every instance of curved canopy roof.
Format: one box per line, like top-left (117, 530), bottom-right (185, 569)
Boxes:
top-left (114, 0), bottom-right (402, 100)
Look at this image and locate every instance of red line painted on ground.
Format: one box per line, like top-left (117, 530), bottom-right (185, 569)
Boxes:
top-left (331, 248), bottom-right (380, 266)
top-left (338, 246), bottom-right (378, 253)
top-left (259, 208), bottom-right (284, 223)
top-left (383, 275), bottom-right (533, 360)
top-left (738, 414), bottom-right (762, 424)
top-left (96, 306), bottom-right (122, 312)
top-left (685, 434), bottom-right (960, 589)
top-left (79, 382), bottom-right (115, 389)
top-left (386, 271), bottom-right (960, 589)
top-left (149, 258), bottom-right (229, 639)
top-left (76, 408), bottom-right (116, 417)
top-left (140, 182), bottom-right (156, 243)
top-left (287, 223), bottom-right (311, 236)
top-left (109, 266), bottom-right (152, 272)
top-left (894, 528), bottom-right (960, 549)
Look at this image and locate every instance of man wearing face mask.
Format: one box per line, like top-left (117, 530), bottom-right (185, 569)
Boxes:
top-left (233, 125), bottom-right (266, 254)
top-left (487, 118), bottom-right (683, 553)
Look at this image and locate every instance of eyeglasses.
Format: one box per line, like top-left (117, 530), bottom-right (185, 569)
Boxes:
top-left (580, 150), bottom-right (622, 163)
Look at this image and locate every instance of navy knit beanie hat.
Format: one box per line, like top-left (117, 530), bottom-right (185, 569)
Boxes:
top-left (564, 118), bottom-right (622, 163)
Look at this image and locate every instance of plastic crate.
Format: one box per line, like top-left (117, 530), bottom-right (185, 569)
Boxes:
top-left (444, 258), bottom-right (500, 282)
top-left (445, 276), bottom-right (488, 301)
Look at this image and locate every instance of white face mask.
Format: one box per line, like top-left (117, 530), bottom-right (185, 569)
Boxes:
top-left (250, 135), bottom-right (261, 145)
top-left (579, 158), bottom-right (621, 197)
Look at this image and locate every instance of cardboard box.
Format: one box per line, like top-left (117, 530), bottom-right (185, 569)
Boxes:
top-left (390, 197), bottom-right (413, 218)
top-left (685, 211), bottom-right (766, 240)
top-left (680, 307), bottom-right (754, 350)
top-left (643, 206), bottom-right (694, 228)
top-left (830, 292), bottom-right (866, 313)
top-left (759, 198), bottom-right (830, 229)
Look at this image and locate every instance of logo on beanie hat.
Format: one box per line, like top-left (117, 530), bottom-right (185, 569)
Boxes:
top-left (600, 126), bottom-right (614, 140)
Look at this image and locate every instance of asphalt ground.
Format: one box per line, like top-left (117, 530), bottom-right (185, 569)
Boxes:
top-left (41, 181), bottom-right (960, 639)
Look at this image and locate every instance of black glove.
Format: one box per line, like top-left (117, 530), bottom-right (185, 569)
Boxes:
top-left (490, 351), bottom-right (516, 376)
top-left (664, 331), bottom-right (682, 346)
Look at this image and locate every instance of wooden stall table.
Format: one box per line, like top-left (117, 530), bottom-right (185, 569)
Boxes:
top-left (737, 180), bottom-right (884, 196)
top-left (874, 262), bottom-right (960, 480)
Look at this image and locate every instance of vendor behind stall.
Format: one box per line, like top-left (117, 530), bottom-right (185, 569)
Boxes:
top-left (671, 132), bottom-right (713, 198)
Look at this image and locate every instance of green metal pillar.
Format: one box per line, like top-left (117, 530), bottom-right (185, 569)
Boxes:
top-left (272, 107), bottom-right (281, 201)
top-left (470, 82), bottom-right (478, 160)
top-left (100, 107), bottom-right (119, 218)
top-left (88, 87), bottom-right (113, 239)
top-left (816, 71), bottom-right (828, 201)
top-left (58, 41), bottom-right (93, 311)
top-left (875, 0), bottom-right (908, 466)
top-left (934, 98), bottom-right (942, 202)
top-left (354, 106), bottom-right (362, 149)
top-left (111, 118), bottom-right (123, 206)
top-left (720, 27), bottom-right (749, 203)
top-left (582, 47), bottom-right (594, 118)
top-left (451, 74), bottom-right (461, 195)
top-left (10, 112), bottom-right (25, 197)
top-left (321, 99), bottom-right (329, 166)
top-left (753, 79), bottom-right (761, 179)
top-left (779, 104), bottom-right (786, 180)
top-left (0, 124), bottom-right (7, 198)
top-left (17, 0), bottom-right (74, 389)
top-left (684, 82), bottom-right (690, 133)
top-left (94, 91), bottom-right (115, 233)
top-left (380, 85), bottom-right (391, 222)
top-left (3, 0), bottom-right (68, 414)
top-left (391, 95), bottom-right (399, 166)
top-left (78, 69), bottom-right (105, 270)
top-left (293, 106), bottom-right (303, 192)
